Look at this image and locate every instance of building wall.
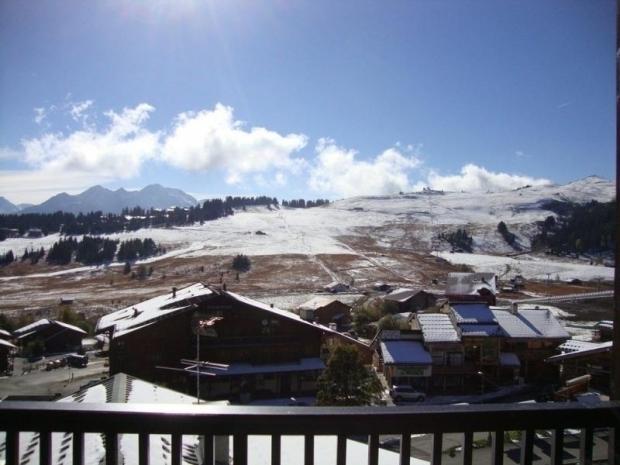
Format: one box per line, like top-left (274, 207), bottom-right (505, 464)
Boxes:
top-left (314, 302), bottom-right (352, 327)
top-left (19, 326), bottom-right (83, 355)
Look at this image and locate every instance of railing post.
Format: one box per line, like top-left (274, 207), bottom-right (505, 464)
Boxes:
top-left (233, 434), bottom-right (247, 465)
top-left (491, 430), bottom-right (504, 465)
top-left (550, 429), bottom-right (563, 465)
top-left (5, 431), bottom-right (18, 465)
top-left (271, 434), bottom-right (281, 465)
top-left (400, 432), bottom-right (411, 465)
top-left (432, 432), bottom-right (443, 465)
top-left (39, 431), bottom-right (51, 465)
top-left (610, 426), bottom-right (620, 465)
top-left (579, 427), bottom-right (594, 465)
top-left (367, 434), bottom-right (379, 465)
top-left (304, 435), bottom-right (314, 465)
top-left (138, 433), bottom-right (149, 465)
top-left (73, 432), bottom-right (84, 465)
top-left (519, 430), bottom-right (534, 465)
top-left (463, 431), bottom-right (473, 465)
top-left (171, 433), bottom-right (182, 465)
top-left (202, 434), bottom-right (214, 465)
top-left (105, 432), bottom-right (118, 465)
top-left (336, 435), bottom-right (346, 465)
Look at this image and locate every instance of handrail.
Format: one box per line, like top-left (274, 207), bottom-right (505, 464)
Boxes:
top-left (1, 401), bottom-right (619, 435)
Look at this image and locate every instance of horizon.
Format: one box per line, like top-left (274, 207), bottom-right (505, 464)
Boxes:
top-left (0, 0), bottom-right (615, 204)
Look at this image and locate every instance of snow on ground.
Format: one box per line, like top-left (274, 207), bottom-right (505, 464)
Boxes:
top-left (434, 252), bottom-right (614, 282)
top-left (0, 177), bottom-right (614, 281)
top-left (251, 293), bottom-right (364, 311)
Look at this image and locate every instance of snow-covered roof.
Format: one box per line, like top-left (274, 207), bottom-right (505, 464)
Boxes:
top-left (491, 310), bottom-right (538, 338)
top-left (380, 340), bottom-right (432, 365)
top-left (451, 303), bottom-right (497, 324)
top-left (416, 313), bottom-right (460, 343)
top-left (460, 324), bottom-right (503, 337)
top-left (547, 341), bottom-right (613, 363)
top-left (0, 373), bottom-right (200, 465)
top-left (97, 284), bottom-right (368, 350)
top-left (0, 328), bottom-right (11, 337)
top-left (517, 309), bottom-right (569, 339)
top-left (446, 272), bottom-right (496, 296)
top-left (96, 283), bottom-right (214, 334)
top-left (492, 309), bottom-right (569, 340)
top-left (384, 288), bottom-right (424, 303)
top-left (187, 357), bottom-right (325, 377)
top-left (298, 296), bottom-right (349, 311)
top-left (499, 352), bottom-right (521, 367)
top-left (13, 319), bottom-right (86, 337)
top-left (0, 338), bottom-right (16, 349)
top-left (558, 340), bottom-right (599, 353)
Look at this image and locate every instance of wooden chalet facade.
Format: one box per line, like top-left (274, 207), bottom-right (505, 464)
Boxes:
top-left (297, 296), bottom-right (352, 329)
top-left (13, 319), bottom-right (86, 355)
top-left (383, 288), bottom-right (437, 313)
top-left (97, 284), bottom-right (370, 400)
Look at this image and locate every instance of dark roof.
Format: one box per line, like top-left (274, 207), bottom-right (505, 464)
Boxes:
top-left (451, 303), bottom-right (496, 324)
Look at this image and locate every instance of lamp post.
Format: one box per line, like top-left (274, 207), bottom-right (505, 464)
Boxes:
top-left (196, 329), bottom-right (200, 404)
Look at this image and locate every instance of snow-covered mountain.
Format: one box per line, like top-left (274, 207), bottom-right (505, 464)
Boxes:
top-left (21, 184), bottom-right (198, 214)
top-left (0, 196), bottom-right (19, 214)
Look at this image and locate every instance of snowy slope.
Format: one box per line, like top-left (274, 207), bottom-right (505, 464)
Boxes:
top-left (0, 177), bottom-right (614, 278)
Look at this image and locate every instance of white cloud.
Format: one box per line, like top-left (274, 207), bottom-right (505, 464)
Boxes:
top-left (423, 164), bottom-right (552, 192)
top-left (33, 107), bottom-right (47, 125)
top-left (21, 103), bottom-right (160, 178)
top-left (161, 103), bottom-right (308, 184)
top-left (308, 138), bottom-right (421, 197)
top-left (69, 99), bottom-right (94, 125)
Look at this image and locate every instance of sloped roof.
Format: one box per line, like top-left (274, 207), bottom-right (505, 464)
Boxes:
top-left (547, 341), bottom-right (612, 363)
top-left (517, 309), bottom-right (569, 339)
top-left (558, 340), bottom-right (599, 353)
top-left (14, 319), bottom-right (86, 337)
top-left (384, 288), bottom-right (425, 303)
top-left (416, 313), bottom-right (460, 342)
top-left (298, 296), bottom-right (349, 311)
top-left (492, 309), bottom-right (569, 340)
top-left (97, 284), bottom-right (368, 350)
top-left (0, 328), bottom-right (11, 337)
top-left (96, 283), bottom-right (214, 334)
top-left (451, 303), bottom-right (497, 324)
top-left (380, 340), bottom-right (432, 365)
top-left (0, 338), bottom-right (16, 349)
top-left (446, 272), bottom-right (496, 296)
top-left (0, 373), bottom-right (201, 465)
top-left (460, 324), bottom-right (503, 337)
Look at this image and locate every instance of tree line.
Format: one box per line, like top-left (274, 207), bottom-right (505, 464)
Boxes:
top-left (532, 200), bottom-right (615, 256)
top-left (0, 236), bottom-right (164, 266)
top-left (0, 196), bottom-right (330, 240)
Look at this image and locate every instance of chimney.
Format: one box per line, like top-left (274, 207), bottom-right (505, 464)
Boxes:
top-left (270, 303), bottom-right (274, 308)
top-left (172, 287), bottom-right (177, 298)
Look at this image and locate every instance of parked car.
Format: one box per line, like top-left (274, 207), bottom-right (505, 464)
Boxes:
top-left (66, 354), bottom-right (89, 368)
top-left (389, 385), bottom-right (426, 402)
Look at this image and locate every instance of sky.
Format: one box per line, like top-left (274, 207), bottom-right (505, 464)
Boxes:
top-left (0, 0), bottom-right (615, 204)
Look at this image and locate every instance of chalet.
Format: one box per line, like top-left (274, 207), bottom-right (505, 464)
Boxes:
top-left (384, 288), bottom-right (437, 313)
top-left (546, 340), bottom-right (613, 393)
top-left (491, 307), bottom-right (569, 382)
top-left (13, 319), bottom-right (86, 355)
top-left (378, 337), bottom-right (432, 391)
top-left (372, 282), bottom-right (392, 292)
top-left (377, 301), bottom-right (569, 394)
top-left (0, 228), bottom-right (19, 238)
top-left (96, 284), bottom-right (370, 400)
top-left (0, 338), bottom-right (16, 375)
top-left (445, 272), bottom-right (497, 305)
top-left (297, 296), bottom-right (352, 329)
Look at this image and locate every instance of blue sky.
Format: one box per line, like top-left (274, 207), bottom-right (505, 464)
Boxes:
top-left (0, 0), bottom-right (615, 204)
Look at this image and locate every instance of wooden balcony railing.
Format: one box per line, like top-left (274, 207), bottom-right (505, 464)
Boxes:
top-left (1, 400), bottom-right (619, 465)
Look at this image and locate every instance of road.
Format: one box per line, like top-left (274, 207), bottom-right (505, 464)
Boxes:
top-left (0, 354), bottom-right (109, 399)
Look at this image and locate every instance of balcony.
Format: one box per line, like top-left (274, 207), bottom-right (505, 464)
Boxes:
top-left (1, 400), bottom-right (619, 465)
